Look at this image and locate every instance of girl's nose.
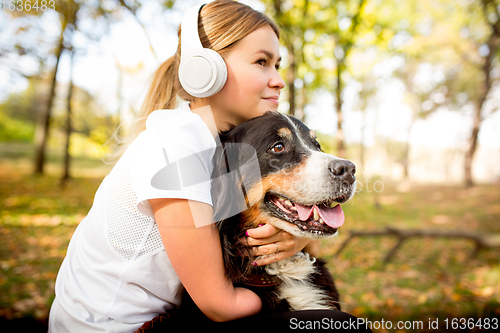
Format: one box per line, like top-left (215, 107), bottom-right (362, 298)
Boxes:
top-left (270, 70), bottom-right (285, 90)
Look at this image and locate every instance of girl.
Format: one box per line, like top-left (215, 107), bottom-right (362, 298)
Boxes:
top-left (48, 1), bottom-right (314, 331)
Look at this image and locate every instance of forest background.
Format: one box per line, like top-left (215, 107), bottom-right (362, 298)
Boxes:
top-left (1, 0), bottom-right (499, 332)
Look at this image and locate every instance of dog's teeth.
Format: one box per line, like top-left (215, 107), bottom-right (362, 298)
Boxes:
top-left (319, 218), bottom-right (324, 224)
top-left (285, 200), bottom-right (292, 207)
top-left (329, 202), bottom-right (339, 208)
top-left (313, 207), bottom-right (319, 221)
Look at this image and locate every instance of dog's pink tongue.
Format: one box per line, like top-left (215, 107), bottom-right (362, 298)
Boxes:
top-left (295, 203), bottom-right (345, 228)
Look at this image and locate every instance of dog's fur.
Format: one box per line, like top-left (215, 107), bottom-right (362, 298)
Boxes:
top-left (208, 111), bottom-right (357, 312)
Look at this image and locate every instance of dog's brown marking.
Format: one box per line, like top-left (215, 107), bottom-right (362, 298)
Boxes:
top-left (278, 127), bottom-right (293, 141)
top-left (242, 204), bottom-right (270, 228)
top-left (309, 130), bottom-right (316, 140)
top-left (242, 162), bottom-right (307, 228)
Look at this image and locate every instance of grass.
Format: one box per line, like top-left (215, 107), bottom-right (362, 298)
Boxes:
top-left (1, 143), bottom-right (499, 331)
top-left (320, 184), bottom-right (500, 331)
top-left (0, 143), bottom-right (111, 322)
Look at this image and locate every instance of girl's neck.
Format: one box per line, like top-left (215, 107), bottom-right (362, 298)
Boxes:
top-left (190, 100), bottom-right (233, 135)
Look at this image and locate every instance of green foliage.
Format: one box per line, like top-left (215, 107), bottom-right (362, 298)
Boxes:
top-left (0, 78), bottom-right (46, 124)
top-left (0, 76), bottom-right (117, 164)
top-left (398, 0), bottom-right (500, 109)
top-left (0, 78), bottom-right (46, 143)
top-left (316, 131), bottom-right (336, 154)
top-left (0, 113), bottom-right (35, 142)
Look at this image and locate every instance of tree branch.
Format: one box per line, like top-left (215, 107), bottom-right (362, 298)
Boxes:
top-left (335, 227), bottom-right (500, 262)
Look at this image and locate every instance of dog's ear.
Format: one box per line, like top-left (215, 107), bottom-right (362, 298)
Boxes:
top-left (211, 142), bottom-right (247, 225)
top-left (212, 141), bottom-right (263, 225)
top-left (211, 141), bottom-right (256, 281)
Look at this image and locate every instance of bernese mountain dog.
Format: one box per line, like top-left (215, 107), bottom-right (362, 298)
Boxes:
top-left (211, 111), bottom-right (356, 312)
top-left (136, 111), bottom-right (356, 331)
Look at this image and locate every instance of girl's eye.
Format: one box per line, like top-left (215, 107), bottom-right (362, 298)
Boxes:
top-left (257, 59), bottom-right (266, 66)
top-left (271, 142), bottom-right (285, 153)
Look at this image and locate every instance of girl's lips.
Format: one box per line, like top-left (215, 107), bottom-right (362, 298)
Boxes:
top-left (262, 96), bottom-right (280, 105)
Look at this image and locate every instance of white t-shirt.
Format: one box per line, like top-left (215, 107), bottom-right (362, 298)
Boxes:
top-left (49, 103), bottom-right (217, 333)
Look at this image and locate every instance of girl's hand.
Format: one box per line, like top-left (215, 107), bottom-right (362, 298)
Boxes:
top-left (244, 224), bottom-right (315, 266)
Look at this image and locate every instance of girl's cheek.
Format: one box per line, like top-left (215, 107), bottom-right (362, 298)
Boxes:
top-left (248, 77), bottom-right (267, 94)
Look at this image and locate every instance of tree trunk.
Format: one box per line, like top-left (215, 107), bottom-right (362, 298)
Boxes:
top-left (464, 104), bottom-right (481, 187)
top-left (332, 0), bottom-right (366, 159)
top-left (61, 50), bottom-right (74, 186)
top-left (34, 31), bottom-right (64, 174)
top-left (402, 107), bottom-right (417, 179)
top-left (464, 33), bottom-right (498, 187)
top-left (271, 0), bottom-right (296, 116)
top-left (287, 42), bottom-right (296, 117)
top-left (360, 109), bottom-right (366, 172)
top-left (297, 85), bottom-right (307, 122)
top-left (336, 62), bottom-right (345, 158)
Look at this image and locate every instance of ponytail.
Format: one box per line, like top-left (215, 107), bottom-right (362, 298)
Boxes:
top-left (134, 54), bottom-right (180, 136)
top-left (107, 54), bottom-right (180, 161)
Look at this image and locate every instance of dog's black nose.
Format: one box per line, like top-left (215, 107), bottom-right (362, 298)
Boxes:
top-left (329, 160), bottom-right (356, 184)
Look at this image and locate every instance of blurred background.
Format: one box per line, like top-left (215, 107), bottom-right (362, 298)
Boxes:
top-left (1, 0), bottom-right (499, 331)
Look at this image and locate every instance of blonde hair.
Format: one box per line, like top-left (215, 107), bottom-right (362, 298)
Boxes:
top-left (119, 0), bottom-right (279, 153)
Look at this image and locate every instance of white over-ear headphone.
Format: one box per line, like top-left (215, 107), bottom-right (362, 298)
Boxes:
top-left (178, 3), bottom-right (227, 98)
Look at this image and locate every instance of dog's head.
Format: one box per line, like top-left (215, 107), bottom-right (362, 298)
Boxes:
top-left (212, 111), bottom-right (356, 240)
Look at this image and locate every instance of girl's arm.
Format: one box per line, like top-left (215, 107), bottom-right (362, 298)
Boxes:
top-left (149, 198), bottom-right (261, 322)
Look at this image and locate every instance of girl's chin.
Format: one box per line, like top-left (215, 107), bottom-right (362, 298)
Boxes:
top-left (260, 101), bottom-right (279, 112)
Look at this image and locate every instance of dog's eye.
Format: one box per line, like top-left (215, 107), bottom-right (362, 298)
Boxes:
top-left (314, 141), bottom-right (321, 151)
top-left (270, 143), bottom-right (285, 153)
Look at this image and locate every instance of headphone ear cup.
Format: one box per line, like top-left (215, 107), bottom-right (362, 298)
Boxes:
top-left (178, 49), bottom-right (227, 98)
top-left (202, 49), bottom-right (227, 97)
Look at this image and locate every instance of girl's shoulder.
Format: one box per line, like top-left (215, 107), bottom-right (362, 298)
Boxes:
top-left (138, 102), bottom-right (216, 155)
top-left (145, 102), bottom-right (199, 131)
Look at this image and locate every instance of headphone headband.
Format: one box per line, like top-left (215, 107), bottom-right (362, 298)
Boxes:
top-left (178, 3), bottom-right (227, 98)
top-left (180, 4), bottom-right (205, 57)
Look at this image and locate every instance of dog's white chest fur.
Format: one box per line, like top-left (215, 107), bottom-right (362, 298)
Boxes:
top-left (264, 252), bottom-right (336, 310)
